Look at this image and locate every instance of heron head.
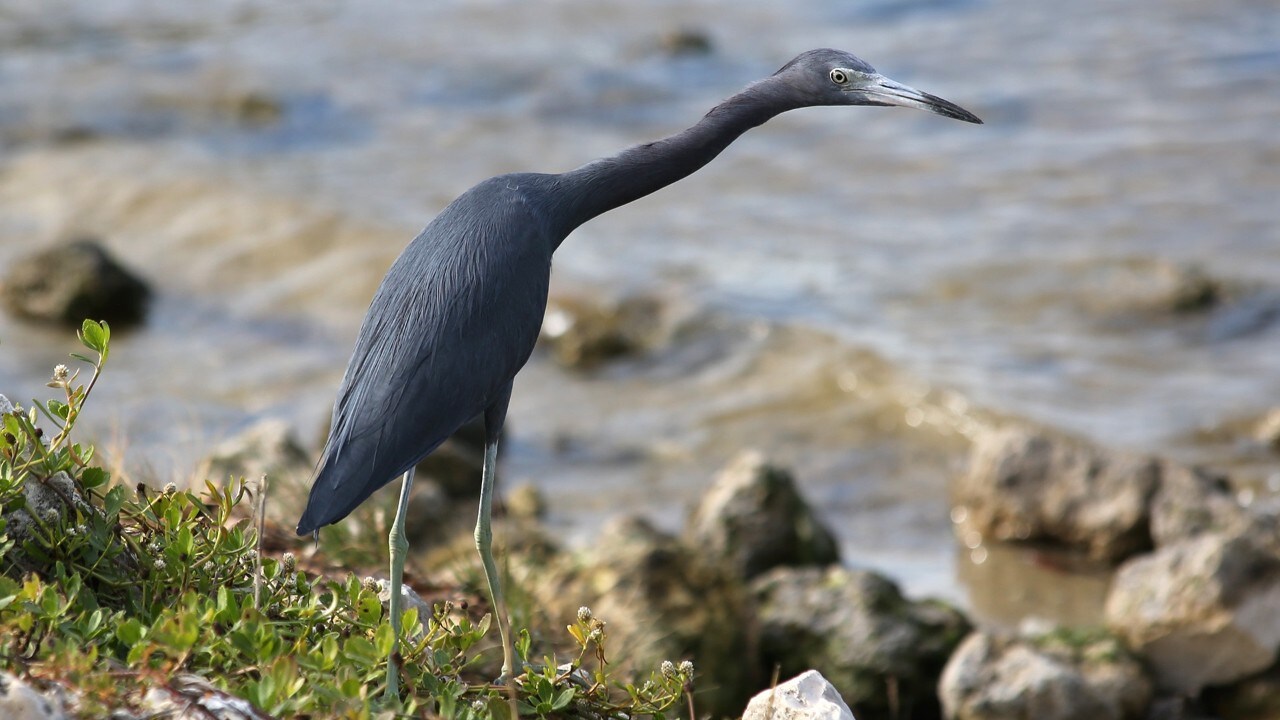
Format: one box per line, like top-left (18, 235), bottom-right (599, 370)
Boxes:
top-left (775, 49), bottom-right (982, 124)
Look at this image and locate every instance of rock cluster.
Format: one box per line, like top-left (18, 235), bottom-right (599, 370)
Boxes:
top-left (685, 451), bottom-right (839, 580)
top-left (1105, 532), bottom-right (1280, 694)
top-left (953, 425), bottom-right (1264, 563)
top-left (951, 423), bottom-right (1280, 715)
top-left (205, 418), bottom-right (312, 489)
top-left (0, 239), bottom-right (150, 327)
top-left (196, 412), bottom-right (1280, 718)
top-left (0, 673), bottom-right (66, 720)
top-left (0, 670), bottom-right (278, 720)
top-left (518, 450), bottom-right (966, 718)
top-left (535, 514), bottom-right (753, 716)
top-left (754, 565), bottom-right (969, 719)
top-left (538, 291), bottom-right (666, 369)
top-left (951, 426), bottom-right (1158, 561)
top-left (0, 396), bottom-right (97, 569)
top-left (939, 631), bottom-right (1151, 720)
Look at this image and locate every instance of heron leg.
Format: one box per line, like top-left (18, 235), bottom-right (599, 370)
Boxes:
top-left (475, 437), bottom-right (515, 682)
top-left (385, 468), bottom-right (414, 700)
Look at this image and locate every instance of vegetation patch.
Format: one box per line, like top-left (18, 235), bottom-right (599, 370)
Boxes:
top-left (1, 321), bottom-right (693, 718)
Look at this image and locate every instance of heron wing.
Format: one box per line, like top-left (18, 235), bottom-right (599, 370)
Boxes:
top-left (297, 178), bottom-right (553, 532)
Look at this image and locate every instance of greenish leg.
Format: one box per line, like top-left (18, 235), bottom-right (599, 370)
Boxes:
top-left (385, 468), bottom-right (415, 700)
top-left (475, 438), bottom-right (515, 682)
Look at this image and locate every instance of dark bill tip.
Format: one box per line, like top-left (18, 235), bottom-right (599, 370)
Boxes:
top-left (866, 76), bottom-right (983, 125)
top-left (920, 90), bottom-right (983, 124)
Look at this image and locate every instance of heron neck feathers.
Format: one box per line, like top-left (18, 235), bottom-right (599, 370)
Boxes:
top-left (554, 78), bottom-right (803, 234)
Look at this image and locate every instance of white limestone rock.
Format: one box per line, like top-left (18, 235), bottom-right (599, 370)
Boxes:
top-left (743, 670), bottom-right (856, 720)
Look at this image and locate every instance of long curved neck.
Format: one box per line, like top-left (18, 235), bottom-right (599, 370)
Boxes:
top-left (553, 78), bottom-right (803, 237)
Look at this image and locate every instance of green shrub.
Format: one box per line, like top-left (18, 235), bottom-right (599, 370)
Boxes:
top-left (0, 321), bottom-right (692, 718)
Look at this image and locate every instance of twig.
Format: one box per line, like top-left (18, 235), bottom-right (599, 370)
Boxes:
top-left (252, 474), bottom-right (267, 611)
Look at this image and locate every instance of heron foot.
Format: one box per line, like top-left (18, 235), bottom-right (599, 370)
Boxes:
top-left (491, 661), bottom-right (525, 686)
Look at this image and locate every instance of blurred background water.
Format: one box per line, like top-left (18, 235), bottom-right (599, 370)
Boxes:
top-left (0, 0), bottom-right (1277, 618)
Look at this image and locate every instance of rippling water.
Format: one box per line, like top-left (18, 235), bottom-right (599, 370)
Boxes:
top-left (1, 0), bottom-right (1278, 613)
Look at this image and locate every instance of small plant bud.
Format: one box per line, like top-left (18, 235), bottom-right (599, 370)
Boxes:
top-left (41, 508), bottom-right (59, 522)
top-left (74, 524), bottom-right (88, 536)
top-left (52, 364), bottom-right (69, 382)
top-left (282, 552), bottom-right (297, 572)
top-left (163, 482), bottom-right (177, 495)
top-left (471, 699), bottom-right (488, 713)
top-left (588, 628), bottom-right (603, 643)
top-left (246, 549), bottom-right (259, 562)
top-left (577, 606), bottom-right (593, 623)
top-left (660, 660), bottom-right (676, 678)
top-left (679, 660), bottom-right (694, 677)
top-left (154, 559), bottom-right (167, 570)
top-left (34, 427), bottom-right (43, 438)
top-left (362, 576), bottom-right (380, 593)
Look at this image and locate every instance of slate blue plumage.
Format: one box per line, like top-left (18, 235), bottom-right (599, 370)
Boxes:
top-left (295, 49), bottom-right (980, 695)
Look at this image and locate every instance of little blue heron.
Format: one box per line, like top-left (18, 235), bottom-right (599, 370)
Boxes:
top-left (296, 48), bottom-right (981, 697)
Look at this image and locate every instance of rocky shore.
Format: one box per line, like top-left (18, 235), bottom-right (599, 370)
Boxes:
top-left (187, 407), bottom-right (1280, 719)
top-left (5, 237), bottom-right (1280, 718)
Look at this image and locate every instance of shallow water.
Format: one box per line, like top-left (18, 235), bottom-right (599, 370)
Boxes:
top-left (1, 0), bottom-right (1278, 619)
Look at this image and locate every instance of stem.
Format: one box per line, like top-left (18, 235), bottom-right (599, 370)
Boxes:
top-left (48, 356), bottom-right (104, 453)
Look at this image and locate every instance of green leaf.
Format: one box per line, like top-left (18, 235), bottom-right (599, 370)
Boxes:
top-left (516, 628), bottom-right (532, 663)
top-left (229, 629), bottom-right (257, 657)
top-left (321, 635), bottom-right (339, 668)
top-left (79, 320), bottom-right (106, 355)
top-left (85, 608), bottom-right (104, 636)
top-left (0, 576), bottom-right (19, 611)
top-left (374, 621), bottom-right (395, 658)
top-left (176, 526), bottom-right (194, 557)
top-left (45, 399), bottom-right (70, 421)
top-left (80, 467), bottom-right (109, 489)
top-left (39, 585), bottom-right (60, 616)
top-left (164, 502), bottom-right (182, 529)
top-left (356, 591), bottom-right (383, 625)
top-left (257, 674), bottom-right (277, 706)
top-left (401, 606), bottom-right (420, 639)
top-left (116, 617), bottom-right (144, 646)
top-left (489, 698), bottom-right (515, 720)
top-left (215, 586), bottom-right (235, 623)
top-left (551, 688), bottom-right (576, 711)
top-left (343, 636), bottom-right (379, 665)
top-left (103, 486), bottom-right (126, 520)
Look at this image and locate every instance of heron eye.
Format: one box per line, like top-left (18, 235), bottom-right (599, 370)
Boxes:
top-left (829, 69), bottom-right (849, 85)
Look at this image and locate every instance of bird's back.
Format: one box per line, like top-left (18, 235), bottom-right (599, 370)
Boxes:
top-left (296, 174), bottom-right (558, 534)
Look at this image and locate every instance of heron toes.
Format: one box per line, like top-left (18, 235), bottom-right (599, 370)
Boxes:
top-left (490, 660), bottom-right (529, 687)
